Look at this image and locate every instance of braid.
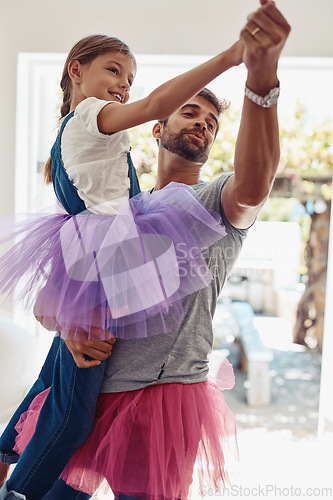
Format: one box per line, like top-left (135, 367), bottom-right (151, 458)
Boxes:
top-left (43, 156), bottom-right (53, 184)
top-left (60, 73), bottom-right (72, 118)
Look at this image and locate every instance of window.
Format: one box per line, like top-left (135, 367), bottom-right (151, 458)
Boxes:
top-left (16, 53), bottom-right (333, 214)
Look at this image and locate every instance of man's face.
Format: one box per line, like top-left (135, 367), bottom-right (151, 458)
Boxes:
top-left (159, 96), bottom-right (219, 164)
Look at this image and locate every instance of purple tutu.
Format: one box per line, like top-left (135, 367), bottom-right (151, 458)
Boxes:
top-left (0, 183), bottom-right (226, 340)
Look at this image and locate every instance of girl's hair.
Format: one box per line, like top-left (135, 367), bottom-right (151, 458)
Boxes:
top-left (44, 34), bottom-right (136, 183)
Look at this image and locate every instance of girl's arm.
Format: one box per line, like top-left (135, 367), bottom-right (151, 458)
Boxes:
top-left (97, 41), bottom-right (243, 135)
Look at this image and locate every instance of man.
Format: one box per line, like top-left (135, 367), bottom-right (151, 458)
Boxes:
top-left (0, 1), bottom-right (290, 498)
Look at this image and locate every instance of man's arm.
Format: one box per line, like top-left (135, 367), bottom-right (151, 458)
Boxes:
top-left (223, 0), bottom-right (291, 229)
top-left (35, 288), bottom-right (115, 368)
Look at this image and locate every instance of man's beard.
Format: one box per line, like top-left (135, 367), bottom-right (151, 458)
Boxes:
top-left (160, 126), bottom-right (210, 164)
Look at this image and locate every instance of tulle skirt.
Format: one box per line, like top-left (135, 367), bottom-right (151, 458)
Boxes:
top-left (14, 363), bottom-right (238, 499)
top-left (0, 183), bottom-right (226, 340)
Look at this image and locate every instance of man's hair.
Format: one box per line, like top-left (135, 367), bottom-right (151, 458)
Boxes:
top-left (197, 87), bottom-right (229, 117)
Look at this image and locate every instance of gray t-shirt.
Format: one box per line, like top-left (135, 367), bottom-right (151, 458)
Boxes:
top-left (100, 174), bottom-right (247, 393)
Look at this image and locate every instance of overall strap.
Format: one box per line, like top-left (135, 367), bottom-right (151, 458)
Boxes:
top-left (127, 152), bottom-right (141, 198)
top-left (51, 111), bottom-right (87, 215)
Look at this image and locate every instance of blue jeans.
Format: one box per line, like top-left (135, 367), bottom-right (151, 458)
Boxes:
top-left (0, 336), bottom-right (105, 499)
top-left (42, 479), bottom-right (90, 499)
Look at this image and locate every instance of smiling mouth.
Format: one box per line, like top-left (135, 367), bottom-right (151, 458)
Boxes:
top-left (109, 92), bottom-right (124, 102)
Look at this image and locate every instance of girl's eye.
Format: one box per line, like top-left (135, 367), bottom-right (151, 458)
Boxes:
top-left (183, 112), bottom-right (193, 117)
top-left (108, 68), bottom-right (119, 75)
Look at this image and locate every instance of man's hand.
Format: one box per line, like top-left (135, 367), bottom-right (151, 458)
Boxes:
top-left (65, 332), bottom-right (116, 368)
top-left (0, 462), bottom-right (9, 488)
top-left (240, 0), bottom-right (291, 93)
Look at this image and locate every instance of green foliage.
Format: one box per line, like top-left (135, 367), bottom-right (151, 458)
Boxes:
top-left (279, 101), bottom-right (333, 180)
top-left (258, 197), bottom-right (296, 222)
top-left (129, 100), bottom-right (333, 202)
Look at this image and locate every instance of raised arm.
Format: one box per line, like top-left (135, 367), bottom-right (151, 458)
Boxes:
top-left (97, 41), bottom-right (243, 134)
top-left (222, 0), bottom-right (291, 229)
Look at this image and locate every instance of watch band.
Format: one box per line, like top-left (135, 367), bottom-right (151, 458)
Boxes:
top-left (244, 83), bottom-right (280, 108)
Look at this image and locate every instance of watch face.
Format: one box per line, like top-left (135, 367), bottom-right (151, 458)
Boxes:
top-left (264, 88), bottom-right (280, 107)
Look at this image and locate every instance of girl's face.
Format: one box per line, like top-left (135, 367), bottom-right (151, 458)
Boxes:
top-left (77, 52), bottom-right (136, 104)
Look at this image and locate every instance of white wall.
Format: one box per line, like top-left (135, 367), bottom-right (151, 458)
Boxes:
top-left (1, 0), bottom-right (333, 215)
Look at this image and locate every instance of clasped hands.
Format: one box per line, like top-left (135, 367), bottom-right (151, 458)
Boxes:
top-left (229, 0), bottom-right (291, 92)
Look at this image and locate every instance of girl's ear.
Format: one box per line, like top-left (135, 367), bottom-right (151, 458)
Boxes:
top-left (152, 122), bottom-right (163, 140)
top-left (68, 60), bottom-right (82, 82)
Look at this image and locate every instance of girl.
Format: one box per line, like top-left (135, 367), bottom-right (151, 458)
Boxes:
top-left (0, 34), bottom-right (240, 342)
top-left (0, 33), bottom-right (243, 500)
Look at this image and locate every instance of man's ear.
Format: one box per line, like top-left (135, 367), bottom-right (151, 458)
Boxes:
top-left (68, 60), bottom-right (82, 83)
top-left (152, 122), bottom-right (163, 141)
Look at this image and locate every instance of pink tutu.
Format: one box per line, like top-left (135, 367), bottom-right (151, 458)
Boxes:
top-left (13, 360), bottom-right (238, 499)
top-left (0, 183), bottom-right (226, 340)
top-left (13, 389), bottom-right (50, 454)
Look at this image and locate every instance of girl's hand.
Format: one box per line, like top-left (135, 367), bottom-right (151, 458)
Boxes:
top-left (227, 40), bottom-right (244, 67)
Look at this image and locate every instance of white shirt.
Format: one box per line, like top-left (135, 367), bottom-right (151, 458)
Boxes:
top-left (61, 97), bottom-right (131, 215)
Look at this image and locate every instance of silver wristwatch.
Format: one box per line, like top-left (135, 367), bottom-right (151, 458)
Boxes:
top-left (244, 83), bottom-right (280, 108)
